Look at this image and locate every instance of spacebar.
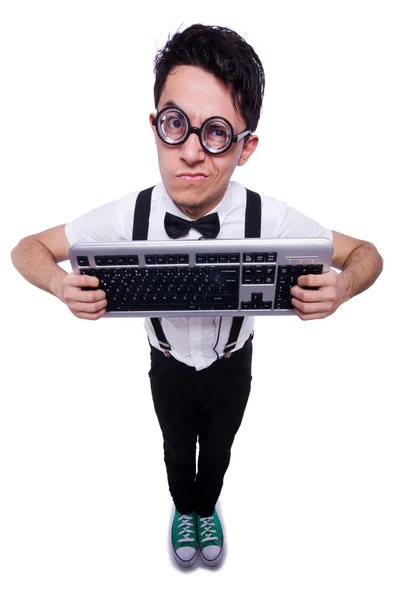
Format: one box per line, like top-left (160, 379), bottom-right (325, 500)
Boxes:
top-left (128, 303), bottom-right (187, 311)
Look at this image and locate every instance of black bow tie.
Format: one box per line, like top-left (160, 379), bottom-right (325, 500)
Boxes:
top-left (164, 212), bottom-right (220, 239)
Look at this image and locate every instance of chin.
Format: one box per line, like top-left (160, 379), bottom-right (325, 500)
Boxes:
top-left (167, 182), bottom-right (206, 204)
top-left (173, 195), bottom-right (206, 211)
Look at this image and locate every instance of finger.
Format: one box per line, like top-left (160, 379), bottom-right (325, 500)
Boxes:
top-left (68, 273), bottom-right (100, 289)
top-left (291, 297), bottom-right (333, 314)
top-left (290, 286), bottom-right (326, 302)
top-left (67, 287), bottom-right (107, 303)
top-left (74, 307), bottom-right (108, 320)
top-left (296, 273), bottom-right (331, 288)
top-left (70, 298), bottom-right (108, 313)
top-left (293, 306), bottom-right (328, 321)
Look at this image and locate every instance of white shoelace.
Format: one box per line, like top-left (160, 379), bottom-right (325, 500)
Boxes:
top-left (198, 516), bottom-right (218, 543)
top-left (178, 514), bottom-right (195, 543)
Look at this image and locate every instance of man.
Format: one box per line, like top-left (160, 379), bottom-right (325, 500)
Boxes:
top-left (11, 24), bottom-right (383, 569)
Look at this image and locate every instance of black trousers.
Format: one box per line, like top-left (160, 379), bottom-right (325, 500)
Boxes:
top-left (148, 335), bottom-right (253, 517)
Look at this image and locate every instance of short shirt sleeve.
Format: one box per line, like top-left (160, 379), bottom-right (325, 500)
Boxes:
top-left (64, 191), bottom-right (138, 245)
top-left (260, 195), bottom-right (333, 242)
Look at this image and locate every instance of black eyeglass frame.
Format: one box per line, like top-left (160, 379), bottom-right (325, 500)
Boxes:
top-left (151, 106), bottom-right (251, 155)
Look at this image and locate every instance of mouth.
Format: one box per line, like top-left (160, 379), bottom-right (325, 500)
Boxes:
top-left (176, 173), bottom-right (209, 183)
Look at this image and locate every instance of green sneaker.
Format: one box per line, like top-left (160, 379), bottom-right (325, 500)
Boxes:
top-left (171, 509), bottom-right (198, 568)
top-left (197, 508), bottom-right (224, 567)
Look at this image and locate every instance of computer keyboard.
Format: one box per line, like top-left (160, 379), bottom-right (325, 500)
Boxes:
top-left (68, 238), bottom-right (334, 317)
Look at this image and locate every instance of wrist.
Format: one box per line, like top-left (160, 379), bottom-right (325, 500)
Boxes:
top-left (338, 269), bottom-right (355, 303)
top-left (50, 269), bottom-right (68, 300)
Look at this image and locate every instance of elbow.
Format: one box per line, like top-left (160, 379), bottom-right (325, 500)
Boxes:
top-left (366, 240), bottom-right (383, 272)
top-left (10, 239), bottom-right (23, 266)
top-left (10, 235), bottom-right (35, 266)
top-left (362, 240), bottom-right (384, 279)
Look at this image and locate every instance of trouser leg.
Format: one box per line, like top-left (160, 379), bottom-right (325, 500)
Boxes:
top-left (148, 345), bottom-right (198, 514)
top-left (194, 337), bottom-right (253, 517)
top-left (148, 336), bottom-right (253, 516)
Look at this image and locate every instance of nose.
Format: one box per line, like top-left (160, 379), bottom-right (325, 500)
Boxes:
top-left (179, 130), bottom-right (205, 164)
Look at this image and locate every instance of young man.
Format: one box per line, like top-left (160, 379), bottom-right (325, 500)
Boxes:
top-left (11, 24), bottom-right (383, 568)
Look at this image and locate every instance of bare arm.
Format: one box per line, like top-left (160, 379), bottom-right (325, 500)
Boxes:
top-left (290, 230), bottom-right (383, 320)
top-left (330, 230), bottom-right (383, 301)
top-left (10, 225), bottom-right (71, 298)
top-left (11, 225), bottom-right (107, 319)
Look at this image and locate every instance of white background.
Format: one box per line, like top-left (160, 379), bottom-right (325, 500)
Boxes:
top-left (1, 1), bottom-right (396, 598)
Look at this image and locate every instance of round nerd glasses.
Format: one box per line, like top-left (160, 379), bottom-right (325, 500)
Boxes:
top-left (152, 106), bottom-right (251, 155)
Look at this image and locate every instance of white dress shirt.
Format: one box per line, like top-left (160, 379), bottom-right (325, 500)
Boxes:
top-left (65, 181), bottom-right (333, 370)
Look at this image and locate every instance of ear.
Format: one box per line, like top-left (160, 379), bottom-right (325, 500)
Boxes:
top-left (149, 112), bottom-right (157, 135)
top-left (237, 135), bottom-right (259, 166)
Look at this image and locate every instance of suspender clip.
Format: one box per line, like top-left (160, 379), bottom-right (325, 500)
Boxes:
top-left (223, 340), bottom-right (237, 359)
top-left (159, 340), bottom-right (171, 358)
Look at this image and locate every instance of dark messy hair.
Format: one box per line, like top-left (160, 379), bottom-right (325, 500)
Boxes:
top-left (153, 24), bottom-right (265, 132)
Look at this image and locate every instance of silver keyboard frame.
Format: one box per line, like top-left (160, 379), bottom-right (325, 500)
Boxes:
top-left (68, 238), bottom-right (334, 318)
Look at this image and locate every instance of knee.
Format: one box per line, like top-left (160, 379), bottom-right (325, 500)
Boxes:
top-left (163, 438), bottom-right (197, 464)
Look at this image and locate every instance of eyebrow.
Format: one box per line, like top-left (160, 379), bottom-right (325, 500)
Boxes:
top-left (159, 100), bottom-right (184, 112)
top-left (157, 101), bottom-right (231, 125)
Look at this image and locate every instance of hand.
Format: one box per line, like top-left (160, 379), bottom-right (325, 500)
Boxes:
top-left (290, 269), bottom-right (346, 320)
top-left (57, 273), bottom-right (107, 320)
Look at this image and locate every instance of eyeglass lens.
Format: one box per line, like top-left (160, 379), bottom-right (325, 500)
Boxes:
top-left (158, 108), bottom-right (232, 151)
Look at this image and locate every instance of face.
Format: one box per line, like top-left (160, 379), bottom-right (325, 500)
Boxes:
top-left (150, 65), bottom-right (258, 219)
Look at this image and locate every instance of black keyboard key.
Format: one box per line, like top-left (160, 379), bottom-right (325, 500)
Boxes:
top-left (126, 255), bottom-right (139, 265)
top-left (129, 303), bottom-right (188, 311)
top-left (77, 256), bottom-right (89, 266)
top-left (311, 264), bottom-right (323, 274)
top-left (275, 300), bottom-right (292, 310)
top-left (219, 267), bottom-right (239, 276)
top-left (225, 302), bottom-right (239, 310)
top-left (243, 266), bottom-right (253, 275)
top-left (243, 253), bottom-right (254, 263)
top-left (79, 268), bottom-right (96, 277)
top-left (229, 253), bottom-right (240, 263)
top-left (277, 283), bottom-right (290, 294)
top-left (212, 303), bottom-right (227, 310)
